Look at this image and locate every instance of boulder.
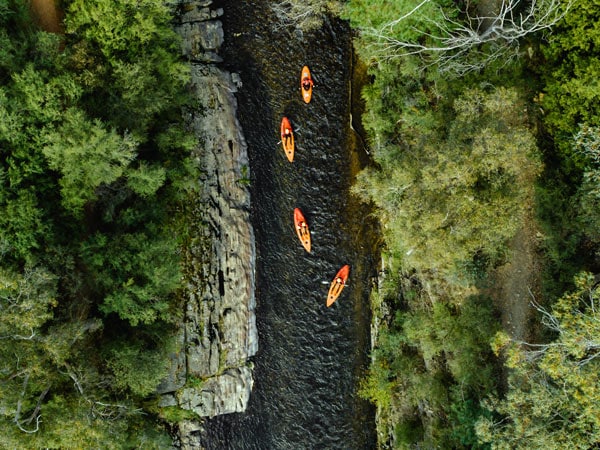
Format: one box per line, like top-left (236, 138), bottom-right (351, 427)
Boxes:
top-left (176, 15), bottom-right (224, 62)
top-left (177, 366), bottom-right (254, 417)
top-left (177, 420), bottom-right (204, 450)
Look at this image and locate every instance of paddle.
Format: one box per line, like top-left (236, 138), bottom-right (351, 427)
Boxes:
top-left (320, 280), bottom-right (349, 286)
top-left (276, 127), bottom-right (303, 145)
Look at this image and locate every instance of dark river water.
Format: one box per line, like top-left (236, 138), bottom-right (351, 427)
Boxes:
top-left (201, 1), bottom-right (379, 448)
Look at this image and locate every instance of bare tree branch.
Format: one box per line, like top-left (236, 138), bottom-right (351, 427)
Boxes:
top-left (14, 374), bottom-right (50, 434)
top-left (361, 0), bottom-right (573, 75)
top-left (271, 0), bottom-right (341, 33)
top-left (0, 329), bottom-right (36, 340)
top-left (518, 285), bottom-right (600, 367)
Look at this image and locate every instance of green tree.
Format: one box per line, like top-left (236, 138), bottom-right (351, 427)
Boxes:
top-left (42, 108), bottom-right (138, 214)
top-left (345, 0), bottom-right (568, 75)
top-left (64, 0), bottom-right (190, 136)
top-left (106, 333), bottom-right (174, 397)
top-left (0, 189), bottom-right (49, 263)
top-left (126, 161), bottom-right (166, 198)
top-left (0, 0), bottom-right (195, 446)
top-left (81, 226), bottom-right (181, 326)
top-left (477, 272), bottom-right (600, 448)
top-left (573, 125), bottom-right (600, 242)
top-left (354, 86), bottom-right (541, 293)
top-left (538, 0), bottom-right (600, 159)
top-left (0, 265), bottom-right (57, 341)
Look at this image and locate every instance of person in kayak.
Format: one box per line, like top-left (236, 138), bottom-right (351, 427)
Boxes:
top-left (302, 77), bottom-right (313, 92)
top-left (282, 126), bottom-right (293, 148)
top-left (297, 220), bottom-right (307, 231)
top-left (335, 276), bottom-right (343, 285)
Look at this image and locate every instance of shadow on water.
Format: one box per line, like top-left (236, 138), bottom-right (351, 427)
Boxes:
top-left (201, 1), bottom-right (380, 448)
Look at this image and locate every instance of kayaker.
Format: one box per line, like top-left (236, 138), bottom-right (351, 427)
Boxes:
top-left (302, 77), bottom-right (313, 91)
top-left (283, 127), bottom-right (291, 137)
top-left (335, 276), bottom-right (343, 285)
top-left (297, 220), bottom-right (307, 230)
top-left (283, 127), bottom-right (292, 146)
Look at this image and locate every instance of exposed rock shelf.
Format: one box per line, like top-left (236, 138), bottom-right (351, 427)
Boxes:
top-left (158, 1), bottom-right (257, 445)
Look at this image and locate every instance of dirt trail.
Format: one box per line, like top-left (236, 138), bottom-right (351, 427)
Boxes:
top-left (30, 0), bottom-right (63, 34)
top-left (490, 208), bottom-right (541, 342)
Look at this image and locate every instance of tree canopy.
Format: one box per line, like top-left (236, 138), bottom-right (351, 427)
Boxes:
top-left (478, 272), bottom-right (600, 449)
top-left (0, 0), bottom-right (197, 446)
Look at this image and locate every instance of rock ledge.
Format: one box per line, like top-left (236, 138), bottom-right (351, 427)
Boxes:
top-left (159, 2), bottom-right (257, 444)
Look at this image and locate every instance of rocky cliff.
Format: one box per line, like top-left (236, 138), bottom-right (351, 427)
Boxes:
top-left (158, 1), bottom-right (258, 446)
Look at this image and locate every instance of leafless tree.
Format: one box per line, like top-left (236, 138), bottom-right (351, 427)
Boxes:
top-left (361, 0), bottom-right (573, 75)
top-left (513, 286), bottom-right (600, 368)
top-left (271, 0), bottom-right (342, 33)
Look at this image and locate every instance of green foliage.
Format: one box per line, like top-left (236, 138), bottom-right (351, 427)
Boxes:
top-left (344, 0), bottom-right (444, 34)
top-left (349, 0), bottom-right (600, 448)
top-left (10, 65), bottom-right (78, 124)
top-left (107, 338), bottom-right (172, 397)
top-left (348, 3), bottom-right (545, 447)
top-left (127, 162), bottom-right (167, 197)
top-left (478, 272), bottom-right (600, 448)
top-left (448, 395), bottom-right (491, 449)
top-left (359, 330), bottom-right (399, 410)
top-left (573, 125), bottom-right (600, 241)
top-left (355, 85), bottom-right (541, 294)
top-left (538, 0), bottom-right (600, 160)
top-left (0, 189), bottom-right (49, 262)
top-left (362, 291), bottom-right (499, 448)
top-left (66, 0), bottom-right (175, 58)
top-left (0, 392), bottom-right (172, 449)
top-left (0, 0), bottom-right (39, 80)
top-left (81, 226), bottom-right (181, 326)
top-left (0, 265), bottom-right (57, 338)
top-left (43, 108), bottom-right (138, 214)
top-left (0, 0), bottom-right (197, 446)
top-left (0, 266), bottom-right (135, 448)
top-left (343, 0), bottom-right (454, 61)
top-left (394, 417), bottom-right (424, 447)
top-left (158, 406), bottom-right (199, 424)
top-left (64, 0), bottom-right (190, 136)
top-left (534, 124), bottom-right (600, 301)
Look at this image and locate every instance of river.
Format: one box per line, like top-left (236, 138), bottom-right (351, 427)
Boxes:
top-left (200, 1), bottom-right (379, 449)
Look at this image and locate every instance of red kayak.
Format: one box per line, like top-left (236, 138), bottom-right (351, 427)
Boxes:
top-left (293, 208), bottom-right (311, 253)
top-left (300, 65), bottom-right (313, 104)
top-left (280, 116), bottom-right (294, 162)
top-left (327, 265), bottom-right (350, 307)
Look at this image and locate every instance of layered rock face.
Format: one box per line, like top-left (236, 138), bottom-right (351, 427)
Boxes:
top-left (158, 1), bottom-right (257, 445)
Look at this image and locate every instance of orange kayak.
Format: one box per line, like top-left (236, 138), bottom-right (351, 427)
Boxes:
top-left (293, 208), bottom-right (311, 253)
top-left (300, 66), bottom-right (313, 104)
top-left (327, 264), bottom-right (350, 307)
top-left (280, 116), bottom-right (294, 162)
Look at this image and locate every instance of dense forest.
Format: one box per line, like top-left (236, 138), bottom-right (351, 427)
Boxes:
top-left (0, 0), bottom-right (196, 446)
top-left (343, 0), bottom-right (600, 448)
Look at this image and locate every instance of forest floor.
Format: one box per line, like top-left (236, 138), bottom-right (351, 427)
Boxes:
top-left (488, 198), bottom-right (541, 342)
top-left (475, 0), bottom-right (541, 343)
top-left (29, 0), bottom-right (63, 33)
